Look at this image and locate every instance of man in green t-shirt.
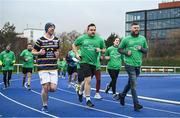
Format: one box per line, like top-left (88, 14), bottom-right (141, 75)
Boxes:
top-left (0, 44), bottom-right (16, 89)
top-left (72, 23), bottom-right (105, 107)
top-left (118, 22), bottom-right (148, 111)
top-left (20, 43), bottom-right (34, 90)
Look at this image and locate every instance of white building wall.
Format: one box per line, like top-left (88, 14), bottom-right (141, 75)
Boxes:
top-left (23, 28), bottom-right (44, 42)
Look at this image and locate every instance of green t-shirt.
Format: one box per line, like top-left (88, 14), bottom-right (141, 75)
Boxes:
top-left (74, 34), bottom-right (105, 66)
top-left (0, 50), bottom-right (16, 70)
top-left (20, 49), bottom-right (34, 68)
top-left (105, 46), bottom-right (122, 70)
top-left (119, 35), bottom-right (148, 67)
top-left (57, 60), bottom-right (67, 70)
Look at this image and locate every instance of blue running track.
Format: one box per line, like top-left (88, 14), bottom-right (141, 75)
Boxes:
top-left (0, 73), bottom-right (180, 117)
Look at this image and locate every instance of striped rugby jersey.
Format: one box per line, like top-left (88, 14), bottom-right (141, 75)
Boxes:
top-left (34, 36), bottom-right (60, 71)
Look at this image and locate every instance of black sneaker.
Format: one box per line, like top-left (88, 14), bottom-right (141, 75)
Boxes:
top-left (105, 84), bottom-right (110, 93)
top-left (134, 104), bottom-right (143, 111)
top-left (86, 100), bottom-right (94, 107)
top-left (27, 85), bottom-right (31, 91)
top-left (78, 93), bottom-right (83, 102)
top-left (112, 94), bottom-right (120, 101)
top-left (41, 106), bottom-right (48, 112)
top-left (119, 93), bottom-right (125, 106)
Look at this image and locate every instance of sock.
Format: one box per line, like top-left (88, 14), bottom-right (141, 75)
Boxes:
top-left (86, 96), bottom-right (91, 102)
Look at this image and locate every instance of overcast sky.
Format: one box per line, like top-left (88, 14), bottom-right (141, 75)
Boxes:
top-left (0, 0), bottom-right (162, 38)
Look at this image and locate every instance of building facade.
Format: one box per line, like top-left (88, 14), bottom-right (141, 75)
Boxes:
top-left (23, 28), bottom-right (44, 42)
top-left (125, 1), bottom-right (180, 40)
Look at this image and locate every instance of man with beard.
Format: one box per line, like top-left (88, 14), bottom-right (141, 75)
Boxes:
top-left (118, 22), bottom-right (148, 111)
top-left (20, 43), bottom-right (34, 90)
top-left (72, 23), bottom-right (105, 107)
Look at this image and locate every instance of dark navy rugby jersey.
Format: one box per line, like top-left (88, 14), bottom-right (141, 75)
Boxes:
top-left (34, 36), bottom-right (60, 71)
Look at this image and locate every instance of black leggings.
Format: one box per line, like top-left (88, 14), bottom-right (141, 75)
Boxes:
top-left (107, 69), bottom-right (120, 94)
top-left (3, 70), bottom-right (12, 86)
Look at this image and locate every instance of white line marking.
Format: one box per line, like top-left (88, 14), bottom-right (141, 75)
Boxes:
top-left (0, 79), bottom-right (59, 118)
top-left (101, 74), bottom-right (180, 77)
top-left (58, 88), bottom-right (180, 115)
top-left (31, 89), bottom-right (132, 118)
top-left (91, 88), bottom-right (180, 105)
top-left (0, 92), bottom-right (58, 118)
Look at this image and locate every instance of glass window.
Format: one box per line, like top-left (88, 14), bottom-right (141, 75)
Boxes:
top-left (139, 31), bottom-right (145, 36)
top-left (171, 8), bottom-right (180, 18)
top-left (126, 23), bottom-right (131, 31)
top-left (139, 22), bottom-right (145, 30)
top-left (147, 10), bottom-right (158, 20)
top-left (126, 12), bottom-right (145, 21)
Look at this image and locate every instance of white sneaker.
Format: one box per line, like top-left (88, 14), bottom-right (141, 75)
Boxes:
top-left (94, 93), bottom-right (102, 99)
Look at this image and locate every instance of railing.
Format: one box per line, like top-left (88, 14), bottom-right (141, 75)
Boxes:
top-left (1, 64), bottom-right (180, 74)
top-left (101, 65), bottom-right (180, 73)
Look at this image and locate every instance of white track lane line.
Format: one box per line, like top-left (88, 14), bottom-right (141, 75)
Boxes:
top-left (29, 88), bottom-right (132, 118)
top-left (24, 80), bottom-right (132, 118)
top-left (0, 80), bottom-right (58, 118)
top-left (58, 88), bottom-right (180, 116)
top-left (91, 88), bottom-right (180, 105)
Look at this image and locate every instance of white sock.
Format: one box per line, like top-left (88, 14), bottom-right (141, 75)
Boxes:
top-left (86, 96), bottom-right (91, 102)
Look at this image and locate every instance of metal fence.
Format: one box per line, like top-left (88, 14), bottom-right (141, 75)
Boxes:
top-left (7, 64), bottom-right (180, 74)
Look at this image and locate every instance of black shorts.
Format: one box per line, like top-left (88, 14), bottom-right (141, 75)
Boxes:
top-left (67, 66), bottom-right (77, 75)
top-left (22, 67), bottom-right (33, 74)
top-left (80, 63), bottom-right (96, 78)
top-left (77, 68), bottom-right (84, 83)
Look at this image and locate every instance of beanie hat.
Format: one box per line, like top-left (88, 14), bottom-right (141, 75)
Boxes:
top-left (45, 23), bottom-right (55, 32)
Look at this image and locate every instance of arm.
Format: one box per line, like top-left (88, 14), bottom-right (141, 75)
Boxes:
top-left (72, 43), bottom-right (81, 60)
top-left (54, 50), bottom-right (60, 59)
top-left (11, 52), bottom-right (16, 66)
top-left (118, 48), bottom-right (131, 56)
top-left (32, 48), bottom-right (45, 56)
top-left (105, 56), bottom-right (110, 60)
top-left (104, 48), bottom-right (110, 60)
top-left (137, 46), bottom-right (148, 54)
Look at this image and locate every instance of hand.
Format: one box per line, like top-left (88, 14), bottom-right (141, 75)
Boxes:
top-left (96, 48), bottom-right (101, 52)
top-left (54, 51), bottom-right (59, 58)
top-left (100, 55), bottom-right (104, 60)
top-left (10, 63), bottom-right (14, 66)
top-left (72, 57), bottom-right (79, 63)
top-left (24, 58), bottom-right (28, 62)
top-left (137, 46), bottom-right (142, 50)
top-left (105, 56), bottom-right (110, 60)
top-left (75, 54), bottom-right (81, 60)
top-left (127, 50), bottom-right (132, 56)
top-left (39, 49), bottom-right (46, 55)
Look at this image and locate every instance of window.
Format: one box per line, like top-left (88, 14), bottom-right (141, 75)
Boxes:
top-left (126, 12), bottom-right (145, 21)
